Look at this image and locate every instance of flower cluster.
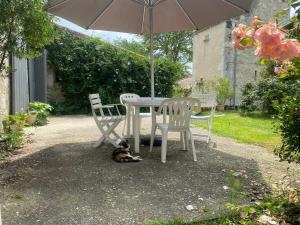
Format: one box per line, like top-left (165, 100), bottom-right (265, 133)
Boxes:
top-left (232, 17), bottom-right (300, 75)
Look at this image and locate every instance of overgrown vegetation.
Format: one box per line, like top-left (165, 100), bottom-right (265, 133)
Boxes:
top-left (274, 84), bottom-right (300, 163)
top-left (0, 112), bottom-right (27, 158)
top-left (0, 102), bottom-right (52, 159)
top-left (47, 30), bottom-right (184, 114)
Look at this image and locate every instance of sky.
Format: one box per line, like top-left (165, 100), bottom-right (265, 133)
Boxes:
top-left (56, 18), bottom-right (137, 42)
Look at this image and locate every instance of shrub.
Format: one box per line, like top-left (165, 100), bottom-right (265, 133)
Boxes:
top-left (240, 77), bottom-right (299, 115)
top-left (47, 31), bottom-right (183, 114)
top-left (240, 83), bottom-right (260, 113)
top-left (274, 84), bottom-right (300, 163)
top-left (1, 112), bottom-right (27, 150)
top-left (216, 78), bottom-right (234, 105)
top-left (29, 102), bottom-right (53, 126)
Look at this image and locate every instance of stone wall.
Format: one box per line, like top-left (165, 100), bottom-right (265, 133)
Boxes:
top-left (0, 74), bottom-right (10, 132)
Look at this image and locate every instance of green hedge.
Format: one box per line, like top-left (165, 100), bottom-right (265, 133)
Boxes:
top-left (47, 30), bottom-right (183, 114)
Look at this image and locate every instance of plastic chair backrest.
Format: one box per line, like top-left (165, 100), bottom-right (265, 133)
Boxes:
top-left (157, 97), bottom-right (201, 129)
top-left (120, 93), bottom-right (140, 105)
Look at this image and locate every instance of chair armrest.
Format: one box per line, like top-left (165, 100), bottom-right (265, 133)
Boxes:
top-left (107, 104), bottom-right (124, 107)
top-left (100, 105), bottom-right (114, 109)
top-left (107, 104), bottom-right (125, 116)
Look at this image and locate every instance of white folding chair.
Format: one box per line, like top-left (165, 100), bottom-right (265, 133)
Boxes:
top-left (191, 94), bottom-right (217, 143)
top-left (150, 97), bottom-right (201, 163)
top-left (120, 93), bottom-right (151, 137)
top-left (89, 94), bottom-right (125, 148)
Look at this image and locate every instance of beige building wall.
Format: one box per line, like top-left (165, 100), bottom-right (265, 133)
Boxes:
top-left (192, 22), bottom-right (226, 82)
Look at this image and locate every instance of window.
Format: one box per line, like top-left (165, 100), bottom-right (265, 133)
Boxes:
top-left (226, 21), bottom-right (232, 29)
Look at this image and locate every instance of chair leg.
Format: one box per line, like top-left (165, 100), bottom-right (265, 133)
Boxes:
top-left (97, 120), bottom-right (121, 148)
top-left (161, 129), bottom-right (168, 163)
top-left (180, 131), bottom-right (186, 150)
top-left (185, 130), bottom-right (190, 151)
top-left (94, 136), bottom-right (105, 148)
top-left (207, 119), bottom-right (212, 143)
top-left (189, 129), bottom-right (197, 162)
top-left (150, 126), bottom-right (157, 152)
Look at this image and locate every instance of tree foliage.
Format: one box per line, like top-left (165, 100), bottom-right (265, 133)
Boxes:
top-left (0, 0), bottom-right (57, 73)
top-left (47, 30), bottom-right (183, 114)
top-left (143, 31), bottom-right (192, 66)
top-left (114, 39), bottom-right (147, 56)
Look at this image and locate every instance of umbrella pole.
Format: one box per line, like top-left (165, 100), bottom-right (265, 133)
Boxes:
top-left (150, 6), bottom-right (154, 99)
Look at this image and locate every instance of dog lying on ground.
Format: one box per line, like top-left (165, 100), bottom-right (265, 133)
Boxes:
top-left (112, 140), bottom-right (142, 163)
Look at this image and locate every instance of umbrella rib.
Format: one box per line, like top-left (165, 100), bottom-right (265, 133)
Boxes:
top-left (176, 0), bottom-right (197, 30)
top-left (86, 0), bottom-right (115, 29)
top-left (130, 0), bottom-right (148, 6)
top-left (46, 0), bottom-right (72, 10)
top-left (153, 0), bottom-right (167, 6)
top-left (222, 0), bottom-right (249, 13)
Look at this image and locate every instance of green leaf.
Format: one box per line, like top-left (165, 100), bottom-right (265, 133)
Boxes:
top-left (279, 73), bottom-right (289, 79)
top-left (259, 58), bottom-right (267, 65)
top-left (240, 37), bottom-right (252, 47)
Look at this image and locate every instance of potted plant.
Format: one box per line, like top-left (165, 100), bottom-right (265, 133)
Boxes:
top-left (29, 102), bottom-right (53, 126)
top-left (26, 111), bottom-right (37, 126)
top-left (215, 77), bottom-right (234, 111)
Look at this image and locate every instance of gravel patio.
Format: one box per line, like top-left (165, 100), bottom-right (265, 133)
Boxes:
top-left (0, 116), bottom-right (298, 225)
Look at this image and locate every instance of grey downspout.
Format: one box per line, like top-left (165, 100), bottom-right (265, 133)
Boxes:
top-left (232, 41), bottom-right (237, 108)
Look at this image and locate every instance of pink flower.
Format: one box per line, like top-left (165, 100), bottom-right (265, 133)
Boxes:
top-left (252, 16), bottom-right (262, 30)
top-left (274, 66), bottom-right (288, 75)
top-left (231, 24), bottom-right (248, 50)
top-left (276, 39), bottom-right (300, 61)
top-left (254, 22), bottom-right (285, 47)
top-left (255, 45), bottom-right (276, 60)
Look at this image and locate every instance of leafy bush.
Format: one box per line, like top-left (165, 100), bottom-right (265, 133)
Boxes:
top-left (240, 83), bottom-right (260, 113)
top-left (47, 30), bottom-right (183, 114)
top-left (274, 84), bottom-right (300, 163)
top-left (173, 85), bottom-right (192, 97)
top-left (1, 112), bottom-right (27, 150)
top-left (240, 77), bottom-right (299, 115)
top-left (216, 78), bottom-right (234, 105)
top-left (29, 102), bottom-right (53, 126)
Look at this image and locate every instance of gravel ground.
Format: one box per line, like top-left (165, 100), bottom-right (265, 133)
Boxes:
top-left (0, 115), bottom-right (299, 225)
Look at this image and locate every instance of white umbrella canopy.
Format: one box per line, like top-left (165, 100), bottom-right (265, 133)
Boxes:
top-left (47, 0), bottom-right (254, 97)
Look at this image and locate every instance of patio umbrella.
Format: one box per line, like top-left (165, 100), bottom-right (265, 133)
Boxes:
top-left (46, 0), bottom-right (254, 98)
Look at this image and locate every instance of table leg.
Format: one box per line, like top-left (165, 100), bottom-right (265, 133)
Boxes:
top-left (133, 106), bottom-right (140, 153)
top-left (151, 106), bottom-right (156, 133)
top-left (126, 105), bottom-right (131, 138)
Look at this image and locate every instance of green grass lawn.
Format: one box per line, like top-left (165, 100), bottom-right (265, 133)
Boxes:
top-left (193, 111), bottom-right (281, 149)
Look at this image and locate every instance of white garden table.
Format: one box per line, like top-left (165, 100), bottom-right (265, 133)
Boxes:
top-left (122, 97), bottom-right (167, 153)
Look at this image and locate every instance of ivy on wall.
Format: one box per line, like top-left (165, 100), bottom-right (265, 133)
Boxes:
top-left (47, 30), bottom-right (183, 114)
